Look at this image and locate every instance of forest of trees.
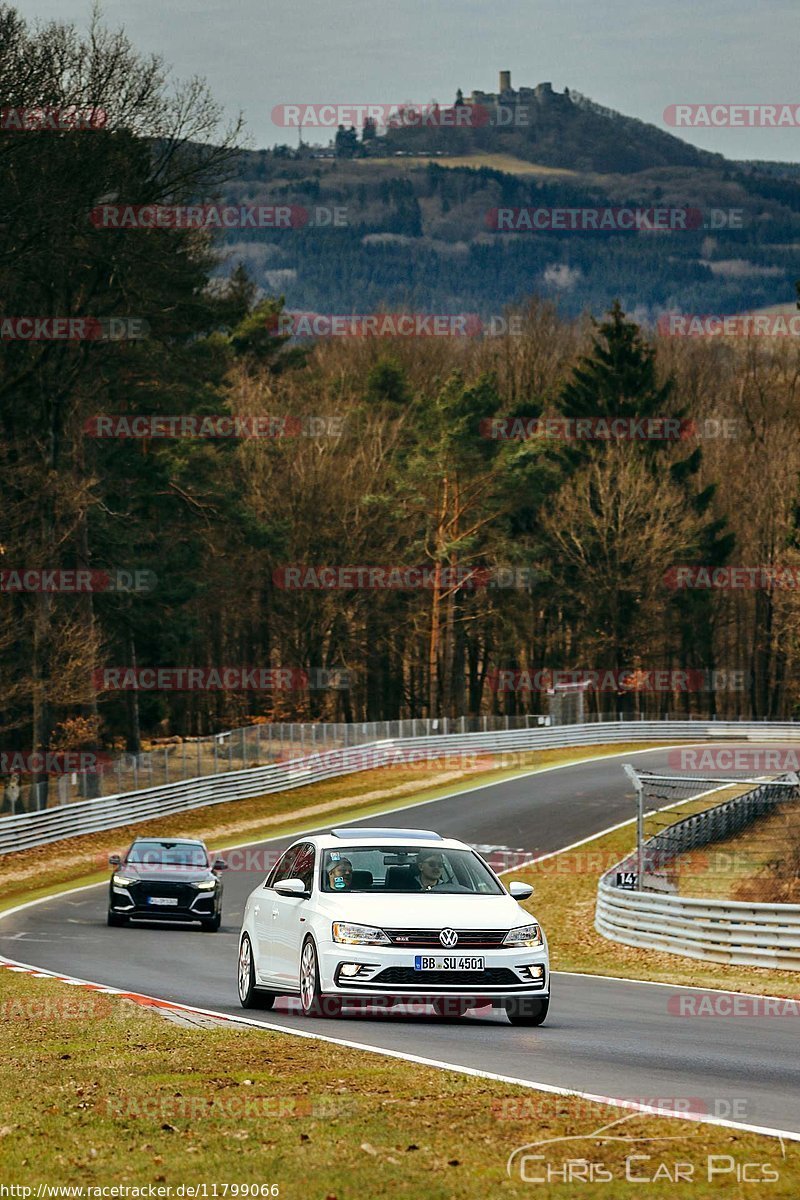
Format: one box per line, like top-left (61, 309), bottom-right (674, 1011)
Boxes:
top-left (3, 6), bottom-right (800, 787)
top-left (219, 152), bottom-right (800, 322)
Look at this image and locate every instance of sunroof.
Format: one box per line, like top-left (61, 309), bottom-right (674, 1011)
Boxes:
top-left (330, 827), bottom-right (442, 840)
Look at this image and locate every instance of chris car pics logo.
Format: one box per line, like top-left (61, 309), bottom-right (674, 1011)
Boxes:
top-left (507, 1112), bottom-right (781, 1184)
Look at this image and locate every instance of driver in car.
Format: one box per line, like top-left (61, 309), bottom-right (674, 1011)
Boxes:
top-left (415, 849), bottom-right (447, 891)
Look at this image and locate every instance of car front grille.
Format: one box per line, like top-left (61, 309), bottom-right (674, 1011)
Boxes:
top-left (383, 928), bottom-right (509, 948)
top-left (134, 881), bottom-right (196, 905)
top-left (372, 967), bottom-right (519, 986)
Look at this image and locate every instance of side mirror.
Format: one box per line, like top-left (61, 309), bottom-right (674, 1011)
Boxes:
top-left (213, 858), bottom-right (228, 871)
top-left (108, 854), bottom-right (121, 868)
top-left (274, 878), bottom-right (309, 898)
top-left (508, 881), bottom-right (534, 900)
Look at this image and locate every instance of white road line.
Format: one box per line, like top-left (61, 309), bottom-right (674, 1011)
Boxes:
top-left (1, 952), bottom-right (798, 1144)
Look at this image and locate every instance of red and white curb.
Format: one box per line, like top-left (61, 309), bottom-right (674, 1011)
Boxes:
top-left (0, 954), bottom-right (249, 1027)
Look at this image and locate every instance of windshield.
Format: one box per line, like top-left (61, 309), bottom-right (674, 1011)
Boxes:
top-left (126, 841), bottom-right (209, 868)
top-left (320, 846), bottom-right (504, 894)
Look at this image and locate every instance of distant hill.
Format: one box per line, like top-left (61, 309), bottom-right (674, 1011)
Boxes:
top-left (213, 80), bottom-right (800, 323)
top-left (377, 82), bottom-right (724, 175)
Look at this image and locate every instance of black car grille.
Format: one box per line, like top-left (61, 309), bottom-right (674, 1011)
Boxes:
top-left (373, 967), bottom-right (519, 986)
top-left (134, 881), bottom-right (197, 905)
top-left (383, 928), bottom-right (509, 948)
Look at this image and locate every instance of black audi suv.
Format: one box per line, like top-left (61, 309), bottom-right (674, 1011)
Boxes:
top-left (107, 837), bottom-right (227, 931)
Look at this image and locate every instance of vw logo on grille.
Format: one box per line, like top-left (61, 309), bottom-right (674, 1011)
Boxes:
top-left (439, 928), bottom-right (458, 948)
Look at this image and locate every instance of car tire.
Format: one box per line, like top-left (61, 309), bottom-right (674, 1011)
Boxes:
top-left (299, 938), bottom-right (341, 1018)
top-left (107, 910), bottom-right (128, 927)
top-left (201, 913), bottom-right (222, 932)
top-left (432, 998), bottom-right (469, 1018)
top-left (505, 996), bottom-right (549, 1026)
top-left (237, 934), bottom-right (276, 1010)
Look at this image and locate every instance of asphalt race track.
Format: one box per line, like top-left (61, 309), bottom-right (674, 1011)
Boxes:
top-left (2, 744), bottom-right (799, 1136)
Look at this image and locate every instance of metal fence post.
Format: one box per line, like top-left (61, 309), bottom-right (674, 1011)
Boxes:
top-left (623, 763), bottom-right (645, 891)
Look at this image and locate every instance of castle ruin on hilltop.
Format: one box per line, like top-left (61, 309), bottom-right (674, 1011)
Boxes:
top-left (467, 71), bottom-right (567, 110)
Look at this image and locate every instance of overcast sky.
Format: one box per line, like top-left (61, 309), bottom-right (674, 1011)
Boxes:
top-left (11, 0), bottom-right (800, 161)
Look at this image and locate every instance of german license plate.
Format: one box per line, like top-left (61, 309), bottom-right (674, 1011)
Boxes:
top-left (414, 956), bottom-right (484, 971)
top-left (147, 896), bottom-right (178, 906)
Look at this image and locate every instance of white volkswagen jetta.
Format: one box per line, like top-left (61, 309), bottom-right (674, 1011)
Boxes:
top-left (237, 827), bottom-right (549, 1024)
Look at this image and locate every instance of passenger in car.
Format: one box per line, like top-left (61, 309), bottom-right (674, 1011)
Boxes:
top-left (326, 858), bottom-right (353, 890)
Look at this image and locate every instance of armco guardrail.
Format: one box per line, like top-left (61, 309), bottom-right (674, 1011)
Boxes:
top-left (2, 718), bottom-right (800, 856)
top-left (596, 776), bottom-right (800, 969)
top-left (596, 888), bottom-right (800, 971)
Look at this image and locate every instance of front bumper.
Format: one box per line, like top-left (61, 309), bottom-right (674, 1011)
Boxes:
top-left (109, 884), bottom-right (219, 921)
top-left (317, 941), bottom-right (549, 1002)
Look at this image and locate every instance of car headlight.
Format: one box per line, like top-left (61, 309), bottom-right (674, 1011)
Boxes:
top-left (192, 879), bottom-right (218, 890)
top-left (503, 923), bottom-right (543, 947)
top-left (112, 874), bottom-right (135, 887)
top-left (332, 922), bottom-right (390, 946)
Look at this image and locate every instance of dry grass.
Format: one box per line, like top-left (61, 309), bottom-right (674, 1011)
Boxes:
top-left (676, 802), bottom-right (800, 903)
top-left (357, 152), bottom-right (580, 177)
top-left (1, 968), bottom-right (796, 1196)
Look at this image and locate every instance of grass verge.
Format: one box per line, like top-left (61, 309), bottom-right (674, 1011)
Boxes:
top-left (0, 968), bottom-right (797, 1197)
